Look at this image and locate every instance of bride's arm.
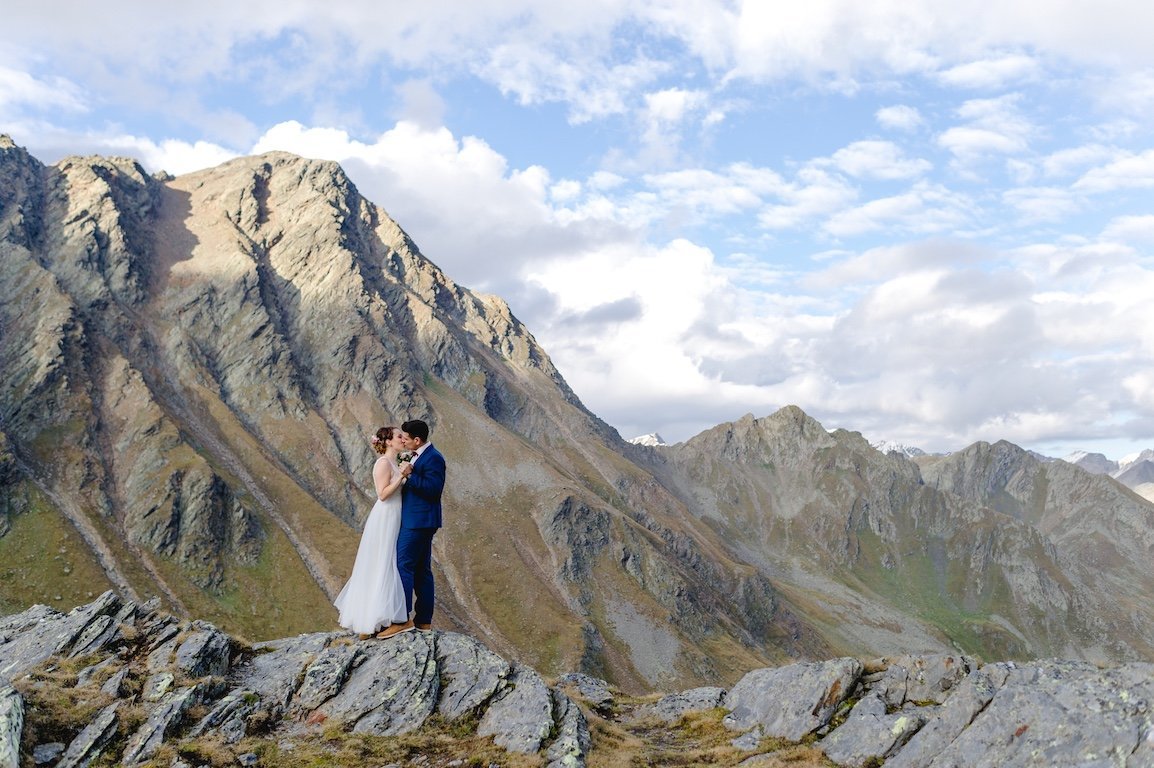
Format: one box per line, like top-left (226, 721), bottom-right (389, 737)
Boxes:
top-left (373, 458), bottom-right (406, 501)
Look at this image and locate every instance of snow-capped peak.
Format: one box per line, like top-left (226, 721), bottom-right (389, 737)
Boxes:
top-left (629, 433), bottom-right (667, 447)
top-left (870, 440), bottom-right (927, 457)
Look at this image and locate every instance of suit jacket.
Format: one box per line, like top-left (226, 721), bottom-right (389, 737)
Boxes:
top-left (401, 443), bottom-right (445, 529)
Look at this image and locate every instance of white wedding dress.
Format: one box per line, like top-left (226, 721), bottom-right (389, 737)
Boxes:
top-left (333, 458), bottom-right (409, 634)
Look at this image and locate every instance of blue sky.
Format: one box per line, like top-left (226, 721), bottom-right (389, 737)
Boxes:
top-left (3, 1), bottom-right (1154, 459)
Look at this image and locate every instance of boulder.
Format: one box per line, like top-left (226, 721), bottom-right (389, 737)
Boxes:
top-left (318, 632), bottom-right (439, 736)
top-left (820, 691), bottom-right (927, 767)
top-left (629, 686), bottom-right (727, 723)
top-left (478, 663), bottom-right (555, 753)
top-left (723, 658), bottom-right (863, 741)
top-left (435, 629), bottom-right (512, 720)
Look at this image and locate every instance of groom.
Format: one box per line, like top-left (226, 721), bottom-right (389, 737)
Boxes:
top-left (381, 418), bottom-right (445, 638)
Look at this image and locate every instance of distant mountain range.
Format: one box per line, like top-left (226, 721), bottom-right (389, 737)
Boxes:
top-left (3, 136), bottom-right (1153, 692)
top-left (1062, 448), bottom-right (1154, 502)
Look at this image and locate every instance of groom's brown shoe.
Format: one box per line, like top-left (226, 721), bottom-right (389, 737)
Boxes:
top-left (376, 620), bottom-right (414, 639)
top-left (414, 622), bottom-right (432, 632)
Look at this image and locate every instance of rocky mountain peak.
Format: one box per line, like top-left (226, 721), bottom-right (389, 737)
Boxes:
top-left (3, 142), bottom-right (1154, 697)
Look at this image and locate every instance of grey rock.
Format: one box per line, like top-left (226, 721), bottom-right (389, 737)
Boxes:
top-left (556, 672), bottom-right (613, 712)
top-left (188, 689), bottom-right (259, 742)
top-left (435, 630), bottom-right (512, 720)
top-left (120, 684), bottom-right (206, 765)
top-left (730, 728), bottom-right (762, 751)
top-left (143, 672), bottom-right (176, 701)
top-left (32, 741), bottom-right (65, 764)
top-left (820, 691), bottom-right (926, 767)
top-left (174, 621), bottom-right (232, 677)
top-left (478, 664), bottom-right (554, 753)
top-left (67, 614), bottom-right (120, 658)
top-left (320, 632), bottom-right (438, 736)
top-left (629, 686), bottom-right (726, 723)
top-left (75, 656), bottom-right (118, 688)
top-left (886, 662), bottom-right (1012, 768)
top-left (235, 632), bottom-right (331, 711)
top-left (145, 635), bottom-right (180, 672)
top-left (546, 688), bottom-right (591, 768)
top-left (0, 591), bottom-right (122, 681)
top-left (868, 654), bottom-right (977, 708)
top-left (56, 702), bottom-right (118, 768)
top-left (99, 666), bottom-right (129, 697)
top-left (0, 685), bottom-right (21, 768)
top-left (292, 642), bottom-right (361, 712)
top-left (723, 658), bottom-right (863, 741)
top-left (915, 660), bottom-right (1154, 768)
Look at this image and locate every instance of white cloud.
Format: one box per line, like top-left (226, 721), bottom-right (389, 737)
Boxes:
top-left (875, 105), bottom-right (924, 131)
top-left (0, 66), bottom-right (87, 112)
top-left (394, 79), bottom-right (446, 129)
top-left (936, 54), bottom-right (1041, 89)
top-left (1001, 186), bottom-right (1081, 225)
top-left (936, 95), bottom-right (1034, 172)
top-left (1041, 144), bottom-right (1117, 178)
top-left (1096, 68), bottom-right (1154, 118)
top-left (821, 183), bottom-right (971, 238)
top-left (643, 167), bottom-right (774, 217)
top-left (1102, 214), bottom-right (1154, 244)
top-left (757, 168), bottom-right (858, 231)
top-left (827, 140), bottom-right (932, 180)
top-left (1073, 149), bottom-right (1154, 193)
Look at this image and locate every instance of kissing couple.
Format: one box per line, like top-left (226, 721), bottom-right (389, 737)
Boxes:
top-left (333, 419), bottom-right (446, 639)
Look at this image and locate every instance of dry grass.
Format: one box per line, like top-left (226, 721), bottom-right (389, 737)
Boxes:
top-left (585, 705), bottom-right (836, 768)
top-left (14, 656), bottom-right (148, 763)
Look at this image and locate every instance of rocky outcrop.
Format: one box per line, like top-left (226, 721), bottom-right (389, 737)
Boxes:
top-left (0, 593), bottom-right (590, 767)
top-left (2, 595), bottom-right (1152, 767)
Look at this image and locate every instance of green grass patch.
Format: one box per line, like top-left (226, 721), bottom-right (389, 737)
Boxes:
top-left (0, 485), bottom-right (116, 615)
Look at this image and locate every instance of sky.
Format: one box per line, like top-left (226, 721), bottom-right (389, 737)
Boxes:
top-left (3, 1), bottom-right (1154, 460)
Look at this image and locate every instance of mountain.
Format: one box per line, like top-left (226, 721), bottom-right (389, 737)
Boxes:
top-left (1062, 448), bottom-right (1154, 501)
top-left (869, 440), bottom-right (929, 458)
top-left (0, 136), bottom-right (798, 692)
top-left (1062, 450), bottom-right (1118, 475)
top-left (628, 433), bottom-right (667, 447)
top-left (3, 137), bottom-right (1154, 692)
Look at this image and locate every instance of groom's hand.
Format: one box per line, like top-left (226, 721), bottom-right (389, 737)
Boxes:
top-left (401, 463), bottom-right (413, 477)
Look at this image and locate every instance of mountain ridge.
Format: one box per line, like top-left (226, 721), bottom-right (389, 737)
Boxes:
top-left (2, 138), bottom-right (1154, 696)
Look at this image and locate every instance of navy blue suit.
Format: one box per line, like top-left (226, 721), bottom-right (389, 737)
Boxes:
top-left (398, 444), bottom-right (445, 624)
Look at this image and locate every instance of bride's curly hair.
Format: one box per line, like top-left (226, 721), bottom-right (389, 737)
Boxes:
top-left (371, 426), bottom-right (396, 455)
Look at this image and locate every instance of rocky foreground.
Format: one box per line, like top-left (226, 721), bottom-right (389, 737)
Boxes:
top-left (1, 594), bottom-right (1152, 767)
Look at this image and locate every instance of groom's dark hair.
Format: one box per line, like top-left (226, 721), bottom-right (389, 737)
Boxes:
top-left (402, 419), bottom-right (430, 442)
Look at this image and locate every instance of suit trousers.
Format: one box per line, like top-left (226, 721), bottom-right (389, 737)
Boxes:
top-left (396, 526), bottom-right (437, 624)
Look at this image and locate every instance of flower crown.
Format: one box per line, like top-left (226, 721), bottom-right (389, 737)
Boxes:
top-left (371, 435), bottom-right (384, 445)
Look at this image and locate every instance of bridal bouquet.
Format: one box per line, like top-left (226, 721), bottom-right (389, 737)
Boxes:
top-left (398, 451), bottom-right (414, 463)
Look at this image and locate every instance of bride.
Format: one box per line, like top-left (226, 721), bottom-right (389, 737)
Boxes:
top-left (334, 426), bottom-right (411, 638)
